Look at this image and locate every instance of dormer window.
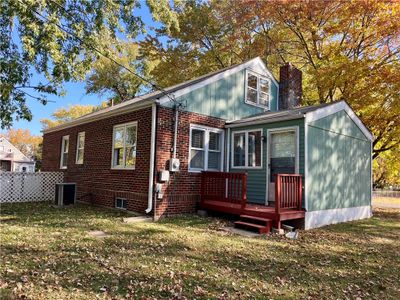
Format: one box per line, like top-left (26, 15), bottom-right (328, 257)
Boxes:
top-left (245, 70), bottom-right (270, 109)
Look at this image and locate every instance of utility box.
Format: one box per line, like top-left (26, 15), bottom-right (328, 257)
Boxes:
top-left (55, 183), bottom-right (76, 206)
top-left (159, 170), bottom-right (170, 182)
top-left (169, 158), bottom-right (180, 172)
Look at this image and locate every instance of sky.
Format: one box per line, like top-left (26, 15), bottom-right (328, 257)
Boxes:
top-left (10, 2), bottom-right (158, 136)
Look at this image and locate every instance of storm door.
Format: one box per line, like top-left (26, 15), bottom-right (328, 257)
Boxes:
top-left (267, 129), bottom-right (298, 202)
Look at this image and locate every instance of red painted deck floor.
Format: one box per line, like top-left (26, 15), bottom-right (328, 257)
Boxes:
top-left (201, 200), bottom-right (305, 224)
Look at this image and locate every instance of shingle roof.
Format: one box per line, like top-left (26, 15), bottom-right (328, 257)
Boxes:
top-left (43, 58), bottom-right (263, 133)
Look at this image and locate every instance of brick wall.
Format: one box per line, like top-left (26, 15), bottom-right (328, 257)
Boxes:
top-left (154, 106), bottom-right (226, 218)
top-left (42, 106), bottom-right (153, 213)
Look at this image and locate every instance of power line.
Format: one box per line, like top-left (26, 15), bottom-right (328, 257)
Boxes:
top-left (18, 0), bottom-right (178, 104)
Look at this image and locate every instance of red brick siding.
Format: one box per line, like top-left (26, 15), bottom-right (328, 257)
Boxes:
top-left (154, 106), bottom-right (226, 218)
top-left (42, 106), bottom-right (153, 213)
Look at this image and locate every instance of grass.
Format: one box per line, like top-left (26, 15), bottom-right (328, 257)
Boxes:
top-left (1, 202), bottom-right (399, 299)
top-left (373, 196), bottom-right (400, 206)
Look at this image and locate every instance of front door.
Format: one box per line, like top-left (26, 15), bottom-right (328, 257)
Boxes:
top-left (267, 129), bottom-right (298, 203)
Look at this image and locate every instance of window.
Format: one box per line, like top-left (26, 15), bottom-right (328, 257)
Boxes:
top-left (60, 135), bottom-right (69, 169)
top-left (115, 197), bottom-right (127, 210)
top-left (0, 146), bottom-right (4, 151)
top-left (232, 130), bottom-right (262, 168)
top-left (76, 132), bottom-right (85, 164)
top-left (189, 125), bottom-right (224, 172)
top-left (245, 70), bottom-right (270, 109)
top-left (112, 122), bottom-right (137, 169)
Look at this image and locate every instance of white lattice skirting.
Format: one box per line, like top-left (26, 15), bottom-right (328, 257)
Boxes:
top-left (0, 172), bottom-right (64, 203)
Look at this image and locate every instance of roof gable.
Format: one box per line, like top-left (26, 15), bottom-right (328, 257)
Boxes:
top-left (306, 101), bottom-right (373, 141)
top-left (0, 137), bottom-right (33, 162)
top-left (43, 57), bottom-right (277, 133)
top-left (157, 57), bottom-right (278, 104)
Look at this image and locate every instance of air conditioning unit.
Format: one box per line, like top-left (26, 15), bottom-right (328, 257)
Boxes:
top-left (55, 183), bottom-right (76, 206)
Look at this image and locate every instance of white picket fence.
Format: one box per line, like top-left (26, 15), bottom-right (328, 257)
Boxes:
top-left (0, 172), bottom-right (64, 203)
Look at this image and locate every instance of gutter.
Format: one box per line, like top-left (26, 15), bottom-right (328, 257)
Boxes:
top-left (43, 101), bottom-right (154, 134)
top-left (146, 103), bottom-right (157, 214)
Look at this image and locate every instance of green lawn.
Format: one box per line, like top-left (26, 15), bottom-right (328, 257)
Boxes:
top-left (1, 203), bottom-right (399, 299)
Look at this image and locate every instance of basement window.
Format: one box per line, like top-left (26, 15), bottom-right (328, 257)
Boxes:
top-left (115, 198), bottom-right (127, 210)
top-left (245, 70), bottom-right (270, 109)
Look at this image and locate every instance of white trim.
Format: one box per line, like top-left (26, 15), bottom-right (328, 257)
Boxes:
top-left (75, 131), bottom-right (85, 164)
top-left (306, 101), bottom-right (373, 141)
top-left (225, 115), bottom-right (304, 128)
top-left (304, 205), bottom-right (372, 230)
top-left (304, 115), bottom-right (309, 211)
top-left (266, 126), bottom-right (300, 205)
top-left (111, 121), bottom-right (138, 170)
top-left (43, 102), bottom-right (153, 134)
top-left (146, 103), bottom-right (157, 214)
top-left (188, 124), bottom-right (225, 173)
top-left (158, 57), bottom-right (278, 104)
top-left (244, 69), bottom-right (271, 110)
top-left (370, 140), bottom-right (373, 207)
top-left (231, 129), bottom-right (263, 169)
top-left (60, 135), bottom-right (69, 169)
top-left (226, 128), bottom-right (231, 172)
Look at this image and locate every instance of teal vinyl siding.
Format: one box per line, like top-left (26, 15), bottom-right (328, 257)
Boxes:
top-left (229, 119), bottom-right (305, 204)
top-left (162, 69), bottom-right (279, 120)
top-left (307, 110), bottom-right (371, 211)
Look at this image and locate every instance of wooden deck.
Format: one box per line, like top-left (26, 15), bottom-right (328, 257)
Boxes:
top-left (200, 172), bottom-right (305, 231)
top-left (201, 200), bottom-right (305, 227)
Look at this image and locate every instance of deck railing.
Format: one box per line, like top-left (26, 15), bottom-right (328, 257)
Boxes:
top-left (201, 171), bottom-right (247, 209)
top-left (275, 174), bottom-right (303, 214)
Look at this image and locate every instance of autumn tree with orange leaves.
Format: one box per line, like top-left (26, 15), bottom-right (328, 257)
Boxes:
top-left (143, 0), bottom-right (400, 162)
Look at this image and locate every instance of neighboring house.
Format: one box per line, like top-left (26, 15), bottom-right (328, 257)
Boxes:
top-left (42, 57), bottom-right (373, 230)
top-left (0, 137), bottom-right (36, 172)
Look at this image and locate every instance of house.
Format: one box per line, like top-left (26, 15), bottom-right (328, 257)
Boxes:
top-left (0, 137), bottom-right (36, 172)
top-left (41, 57), bottom-right (373, 230)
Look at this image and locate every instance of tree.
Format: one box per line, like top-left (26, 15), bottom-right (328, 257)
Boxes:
top-left (373, 147), bottom-right (400, 188)
top-left (0, 0), bottom-right (178, 129)
top-left (2, 129), bottom-right (42, 164)
top-left (142, 0), bottom-right (400, 159)
top-left (140, 0), bottom-right (244, 88)
top-left (40, 103), bottom-right (107, 130)
top-left (85, 42), bottom-right (148, 104)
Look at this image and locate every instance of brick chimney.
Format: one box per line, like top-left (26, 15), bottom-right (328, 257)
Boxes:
top-left (279, 63), bottom-right (302, 110)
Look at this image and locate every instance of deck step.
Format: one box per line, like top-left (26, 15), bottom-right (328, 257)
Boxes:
top-left (240, 215), bottom-right (272, 223)
top-left (234, 220), bottom-right (271, 234)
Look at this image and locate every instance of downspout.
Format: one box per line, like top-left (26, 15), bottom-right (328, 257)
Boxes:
top-left (146, 103), bottom-right (157, 214)
top-left (173, 105), bottom-right (179, 158)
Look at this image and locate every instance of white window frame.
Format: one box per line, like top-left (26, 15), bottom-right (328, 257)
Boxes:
top-left (60, 135), bottom-right (69, 169)
top-left (188, 124), bottom-right (224, 173)
top-left (231, 129), bottom-right (263, 169)
top-left (115, 197), bottom-right (127, 210)
top-left (111, 121), bottom-right (138, 170)
top-left (75, 131), bottom-right (85, 164)
top-left (244, 69), bottom-right (271, 110)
